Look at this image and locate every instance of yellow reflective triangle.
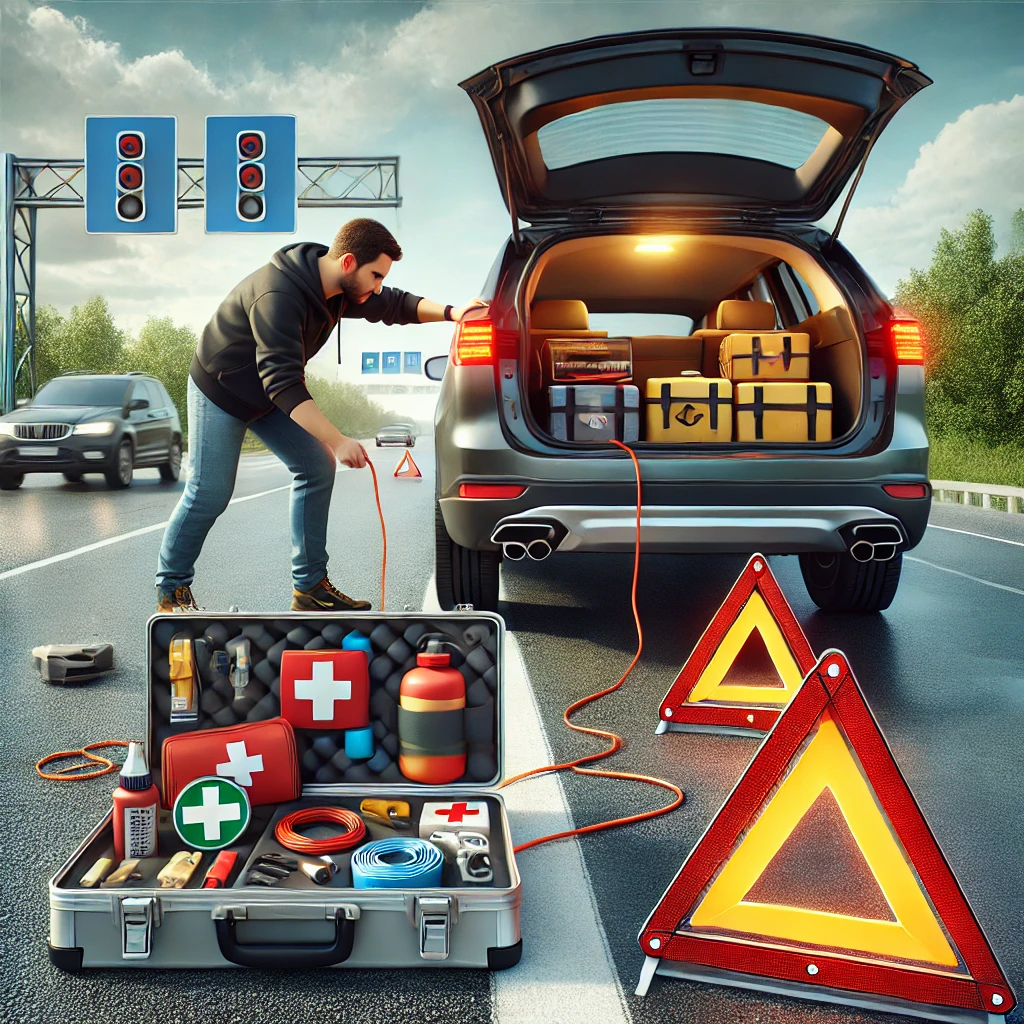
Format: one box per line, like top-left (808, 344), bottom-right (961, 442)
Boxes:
top-left (690, 718), bottom-right (958, 966)
top-left (687, 591), bottom-right (805, 706)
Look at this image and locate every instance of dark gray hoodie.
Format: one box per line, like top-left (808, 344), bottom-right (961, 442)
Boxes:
top-left (190, 242), bottom-right (422, 421)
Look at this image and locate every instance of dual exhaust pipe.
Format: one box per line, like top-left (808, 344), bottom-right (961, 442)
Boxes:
top-left (490, 519), bottom-right (568, 563)
top-left (846, 523), bottom-right (905, 563)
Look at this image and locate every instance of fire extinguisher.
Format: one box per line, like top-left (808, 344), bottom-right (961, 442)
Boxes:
top-left (398, 638), bottom-right (466, 784)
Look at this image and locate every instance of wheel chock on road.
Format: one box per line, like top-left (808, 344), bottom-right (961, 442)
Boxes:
top-left (637, 650), bottom-right (1016, 1023)
top-left (393, 450), bottom-right (422, 479)
top-left (656, 554), bottom-right (815, 735)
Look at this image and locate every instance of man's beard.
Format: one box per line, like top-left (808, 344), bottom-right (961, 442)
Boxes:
top-left (339, 277), bottom-right (370, 303)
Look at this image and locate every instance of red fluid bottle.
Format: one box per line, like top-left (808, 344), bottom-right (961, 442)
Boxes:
top-left (398, 642), bottom-right (466, 784)
top-left (112, 742), bottom-right (160, 862)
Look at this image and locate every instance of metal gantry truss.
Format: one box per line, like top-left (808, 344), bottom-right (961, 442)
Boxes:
top-left (1, 154), bottom-right (401, 412)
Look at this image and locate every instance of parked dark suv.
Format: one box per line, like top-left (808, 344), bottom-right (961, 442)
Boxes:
top-left (429, 28), bottom-right (932, 614)
top-left (0, 372), bottom-right (183, 490)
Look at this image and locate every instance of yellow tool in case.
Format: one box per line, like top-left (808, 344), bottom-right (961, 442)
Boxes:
top-left (734, 382), bottom-right (833, 442)
top-left (645, 374), bottom-right (733, 443)
top-left (719, 332), bottom-right (811, 382)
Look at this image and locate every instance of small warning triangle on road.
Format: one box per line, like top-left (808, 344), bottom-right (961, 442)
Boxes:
top-left (657, 554), bottom-right (816, 734)
top-left (393, 450), bottom-right (422, 479)
top-left (637, 650), bottom-right (1016, 1022)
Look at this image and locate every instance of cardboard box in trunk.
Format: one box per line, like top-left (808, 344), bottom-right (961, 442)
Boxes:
top-left (645, 375), bottom-right (733, 443)
top-left (548, 384), bottom-right (640, 442)
top-left (735, 382), bottom-right (833, 442)
top-left (719, 332), bottom-right (811, 382)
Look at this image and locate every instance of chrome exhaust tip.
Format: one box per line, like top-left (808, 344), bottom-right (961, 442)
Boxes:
top-left (503, 541), bottom-right (527, 561)
top-left (526, 539), bottom-right (552, 561)
top-left (849, 540), bottom-right (875, 563)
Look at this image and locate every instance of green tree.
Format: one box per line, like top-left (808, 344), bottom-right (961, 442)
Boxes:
top-left (124, 316), bottom-right (197, 428)
top-left (307, 375), bottom-right (397, 439)
top-left (894, 209), bottom-right (1024, 446)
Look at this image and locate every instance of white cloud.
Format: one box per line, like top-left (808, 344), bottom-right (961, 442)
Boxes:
top-left (841, 94), bottom-right (1024, 295)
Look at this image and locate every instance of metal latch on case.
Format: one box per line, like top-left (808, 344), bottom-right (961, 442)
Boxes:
top-left (417, 896), bottom-right (452, 961)
top-left (120, 896), bottom-right (157, 959)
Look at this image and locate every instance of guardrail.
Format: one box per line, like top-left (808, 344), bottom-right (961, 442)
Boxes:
top-left (932, 480), bottom-right (1024, 514)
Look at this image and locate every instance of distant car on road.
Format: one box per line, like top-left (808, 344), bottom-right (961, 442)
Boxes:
top-left (0, 371), bottom-right (182, 490)
top-left (375, 423), bottom-right (416, 447)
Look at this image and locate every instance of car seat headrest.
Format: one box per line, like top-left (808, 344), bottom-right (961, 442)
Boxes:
top-left (716, 300), bottom-right (777, 331)
top-left (531, 300), bottom-right (590, 331)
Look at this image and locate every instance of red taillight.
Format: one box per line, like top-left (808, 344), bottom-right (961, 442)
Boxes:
top-left (458, 484), bottom-right (526, 499)
top-left (883, 483), bottom-right (929, 499)
top-left (867, 316), bottom-right (925, 366)
top-left (890, 319), bottom-right (925, 364)
top-left (451, 318), bottom-right (518, 367)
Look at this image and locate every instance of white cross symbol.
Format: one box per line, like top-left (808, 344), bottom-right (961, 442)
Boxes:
top-left (182, 785), bottom-right (242, 841)
top-left (295, 661), bottom-right (352, 721)
top-left (216, 740), bottom-right (264, 787)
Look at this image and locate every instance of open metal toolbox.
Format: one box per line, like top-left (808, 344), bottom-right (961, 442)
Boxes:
top-left (48, 612), bottom-right (522, 971)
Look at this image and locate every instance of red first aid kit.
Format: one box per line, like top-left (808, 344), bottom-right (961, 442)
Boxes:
top-left (279, 649), bottom-right (370, 731)
top-left (160, 717), bottom-right (301, 809)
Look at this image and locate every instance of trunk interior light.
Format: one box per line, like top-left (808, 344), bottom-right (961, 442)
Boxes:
top-left (635, 240), bottom-right (675, 253)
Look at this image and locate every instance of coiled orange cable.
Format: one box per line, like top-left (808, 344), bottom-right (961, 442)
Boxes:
top-left (499, 439), bottom-right (685, 854)
top-left (36, 740), bottom-right (130, 781)
top-left (274, 806), bottom-right (367, 854)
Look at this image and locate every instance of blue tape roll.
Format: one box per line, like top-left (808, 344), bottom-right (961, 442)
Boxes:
top-left (351, 838), bottom-right (444, 889)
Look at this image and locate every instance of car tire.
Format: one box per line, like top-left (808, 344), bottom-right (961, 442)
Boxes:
top-left (63, 472), bottom-right (83, 483)
top-left (435, 500), bottom-right (500, 611)
top-left (159, 439), bottom-right (182, 482)
top-left (104, 441), bottom-right (134, 489)
top-left (376, 440), bottom-right (382, 447)
top-left (799, 551), bottom-right (903, 613)
top-left (0, 471), bottom-right (24, 490)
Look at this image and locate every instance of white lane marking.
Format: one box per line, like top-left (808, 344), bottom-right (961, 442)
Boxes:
top-left (928, 524), bottom-right (1024, 549)
top-left (906, 556), bottom-right (1024, 597)
top-left (0, 482), bottom-right (292, 582)
top-left (421, 574), bottom-right (632, 1024)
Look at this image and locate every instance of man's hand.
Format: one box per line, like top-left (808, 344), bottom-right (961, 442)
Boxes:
top-left (334, 435), bottom-right (368, 469)
top-left (453, 298), bottom-right (489, 322)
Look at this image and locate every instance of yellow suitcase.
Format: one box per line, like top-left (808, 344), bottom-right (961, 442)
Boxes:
top-left (734, 382), bottom-right (833, 442)
top-left (719, 332), bottom-right (811, 381)
top-left (645, 374), bottom-right (733, 443)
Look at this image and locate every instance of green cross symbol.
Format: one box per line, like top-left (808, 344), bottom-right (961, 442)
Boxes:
top-left (173, 776), bottom-right (251, 850)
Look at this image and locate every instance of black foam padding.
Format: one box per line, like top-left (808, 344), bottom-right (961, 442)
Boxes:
top-left (237, 795), bottom-right (511, 890)
top-left (149, 616), bottom-right (499, 790)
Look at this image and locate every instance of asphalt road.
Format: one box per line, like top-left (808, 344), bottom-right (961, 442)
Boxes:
top-left (1, 437), bottom-right (1021, 1024)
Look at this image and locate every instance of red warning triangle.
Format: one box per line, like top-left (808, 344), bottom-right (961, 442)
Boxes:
top-left (639, 650), bottom-right (1015, 1021)
top-left (393, 450), bottom-right (422, 479)
top-left (658, 554), bottom-right (816, 733)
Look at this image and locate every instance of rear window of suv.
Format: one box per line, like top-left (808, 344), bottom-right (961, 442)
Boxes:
top-left (587, 313), bottom-right (695, 336)
top-left (32, 378), bottom-right (130, 407)
top-left (537, 98), bottom-right (830, 171)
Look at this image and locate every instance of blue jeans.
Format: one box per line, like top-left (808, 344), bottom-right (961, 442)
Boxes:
top-left (156, 376), bottom-right (336, 592)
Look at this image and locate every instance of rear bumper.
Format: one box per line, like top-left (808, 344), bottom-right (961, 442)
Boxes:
top-left (440, 480), bottom-right (931, 554)
top-left (488, 504), bottom-right (905, 555)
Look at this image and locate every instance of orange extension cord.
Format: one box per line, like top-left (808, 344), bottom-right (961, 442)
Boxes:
top-left (498, 440), bottom-right (685, 855)
top-left (364, 454), bottom-right (387, 612)
top-left (36, 741), bottom-right (130, 781)
top-left (274, 806), bottom-right (367, 854)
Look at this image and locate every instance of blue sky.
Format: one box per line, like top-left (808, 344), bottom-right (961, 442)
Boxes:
top-left (1, 0), bottom-right (1022, 377)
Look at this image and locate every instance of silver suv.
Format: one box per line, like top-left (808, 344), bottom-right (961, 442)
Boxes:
top-left (427, 28), bottom-right (931, 614)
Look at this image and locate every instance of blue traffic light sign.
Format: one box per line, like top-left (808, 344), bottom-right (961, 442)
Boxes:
top-left (85, 116), bottom-right (177, 234)
top-left (205, 115), bottom-right (296, 233)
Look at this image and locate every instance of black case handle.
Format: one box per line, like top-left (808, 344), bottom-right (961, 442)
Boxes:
top-left (215, 909), bottom-right (355, 968)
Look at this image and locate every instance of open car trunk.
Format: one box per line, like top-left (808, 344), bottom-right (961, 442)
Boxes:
top-left (516, 232), bottom-right (870, 451)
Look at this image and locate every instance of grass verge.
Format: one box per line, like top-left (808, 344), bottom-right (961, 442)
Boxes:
top-left (930, 434), bottom-right (1024, 489)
